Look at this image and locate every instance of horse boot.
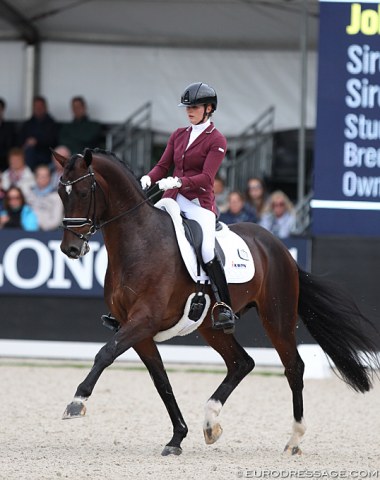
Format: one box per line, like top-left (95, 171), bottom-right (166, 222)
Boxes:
top-left (204, 256), bottom-right (237, 334)
top-left (101, 313), bottom-right (120, 332)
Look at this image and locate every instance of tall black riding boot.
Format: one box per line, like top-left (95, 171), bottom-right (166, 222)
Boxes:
top-left (204, 256), bottom-right (237, 333)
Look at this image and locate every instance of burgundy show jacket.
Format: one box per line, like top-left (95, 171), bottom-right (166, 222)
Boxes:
top-left (148, 122), bottom-right (227, 214)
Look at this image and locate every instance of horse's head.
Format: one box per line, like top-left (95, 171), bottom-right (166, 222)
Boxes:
top-left (53, 148), bottom-right (104, 259)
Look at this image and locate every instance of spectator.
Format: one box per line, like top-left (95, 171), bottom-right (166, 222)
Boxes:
top-left (214, 174), bottom-right (230, 214)
top-left (59, 96), bottom-right (102, 154)
top-left (0, 186), bottom-right (38, 231)
top-left (245, 177), bottom-right (267, 221)
top-left (0, 172), bottom-right (5, 209)
top-left (0, 98), bottom-right (17, 171)
top-left (220, 191), bottom-right (257, 224)
top-left (2, 147), bottom-right (36, 196)
top-left (259, 190), bottom-right (296, 238)
top-left (26, 164), bottom-right (63, 231)
top-left (51, 145), bottom-right (70, 189)
top-left (19, 96), bottom-right (58, 170)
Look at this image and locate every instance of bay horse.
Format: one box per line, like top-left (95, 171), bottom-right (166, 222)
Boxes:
top-left (54, 148), bottom-right (379, 457)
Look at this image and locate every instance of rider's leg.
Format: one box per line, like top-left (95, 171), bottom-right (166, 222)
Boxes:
top-left (176, 194), bottom-right (236, 332)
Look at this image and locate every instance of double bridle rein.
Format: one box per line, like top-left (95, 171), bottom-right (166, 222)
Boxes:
top-left (59, 165), bottom-right (160, 243)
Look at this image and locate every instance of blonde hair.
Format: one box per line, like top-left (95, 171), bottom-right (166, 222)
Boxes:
top-left (263, 190), bottom-right (294, 214)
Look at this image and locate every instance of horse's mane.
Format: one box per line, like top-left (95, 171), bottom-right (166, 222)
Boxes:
top-left (68, 148), bottom-right (145, 195)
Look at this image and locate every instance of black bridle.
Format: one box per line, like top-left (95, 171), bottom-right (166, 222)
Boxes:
top-left (59, 166), bottom-right (161, 243)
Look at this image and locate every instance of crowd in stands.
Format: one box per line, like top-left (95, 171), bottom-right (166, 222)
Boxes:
top-left (0, 95), bottom-right (101, 231)
top-left (217, 175), bottom-right (296, 239)
top-left (0, 94), bottom-right (296, 238)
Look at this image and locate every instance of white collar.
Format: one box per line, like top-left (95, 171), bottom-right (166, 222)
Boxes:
top-left (191, 119), bottom-right (211, 132)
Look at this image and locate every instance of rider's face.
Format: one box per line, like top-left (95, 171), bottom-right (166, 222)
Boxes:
top-left (186, 104), bottom-right (212, 125)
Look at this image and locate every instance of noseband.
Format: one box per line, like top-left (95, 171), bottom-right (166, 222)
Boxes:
top-left (59, 166), bottom-right (98, 242)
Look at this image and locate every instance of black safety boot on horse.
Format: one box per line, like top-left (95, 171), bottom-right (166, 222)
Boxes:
top-left (205, 256), bottom-right (237, 334)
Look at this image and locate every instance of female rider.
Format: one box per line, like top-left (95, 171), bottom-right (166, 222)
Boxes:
top-left (140, 82), bottom-right (237, 332)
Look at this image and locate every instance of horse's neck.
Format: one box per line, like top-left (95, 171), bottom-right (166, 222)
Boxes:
top-left (102, 202), bottom-right (165, 264)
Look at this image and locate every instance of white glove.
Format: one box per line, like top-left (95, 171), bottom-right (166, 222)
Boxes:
top-left (156, 176), bottom-right (182, 191)
top-left (140, 175), bottom-right (151, 190)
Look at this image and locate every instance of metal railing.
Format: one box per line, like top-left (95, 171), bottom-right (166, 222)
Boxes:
top-left (106, 102), bottom-right (152, 178)
top-left (222, 106), bottom-right (275, 192)
top-left (293, 190), bottom-right (313, 235)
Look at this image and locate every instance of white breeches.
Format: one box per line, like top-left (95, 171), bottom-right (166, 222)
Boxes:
top-left (176, 193), bottom-right (216, 263)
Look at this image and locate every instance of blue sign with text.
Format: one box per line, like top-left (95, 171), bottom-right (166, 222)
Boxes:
top-left (0, 230), bottom-right (311, 297)
top-left (313, 0), bottom-right (380, 235)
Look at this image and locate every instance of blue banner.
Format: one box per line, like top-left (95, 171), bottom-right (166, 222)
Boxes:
top-left (312, 0), bottom-right (380, 235)
top-left (0, 230), bottom-right (311, 297)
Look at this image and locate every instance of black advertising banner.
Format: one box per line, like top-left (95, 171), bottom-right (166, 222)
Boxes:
top-left (312, 0), bottom-right (380, 235)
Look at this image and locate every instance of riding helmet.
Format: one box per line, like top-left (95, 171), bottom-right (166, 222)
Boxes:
top-left (178, 82), bottom-right (217, 111)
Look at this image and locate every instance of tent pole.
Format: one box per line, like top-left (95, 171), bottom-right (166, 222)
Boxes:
top-left (24, 43), bottom-right (41, 118)
top-left (298, 0), bottom-right (308, 203)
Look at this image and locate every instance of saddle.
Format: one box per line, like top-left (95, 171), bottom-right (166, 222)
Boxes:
top-left (181, 216), bottom-right (225, 270)
top-left (155, 198), bottom-right (254, 284)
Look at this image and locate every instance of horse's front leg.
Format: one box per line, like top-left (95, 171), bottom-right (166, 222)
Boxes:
top-left (62, 316), bottom-right (153, 419)
top-left (133, 338), bottom-right (188, 456)
top-left (199, 327), bottom-right (255, 445)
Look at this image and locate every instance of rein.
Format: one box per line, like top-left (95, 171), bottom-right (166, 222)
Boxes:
top-left (59, 166), bottom-right (161, 242)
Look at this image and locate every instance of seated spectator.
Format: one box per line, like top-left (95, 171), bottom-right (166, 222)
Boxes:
top-left (245, 177), bottom-right (267, 221)
top-left (214, 175), bottom-right (230, 214)
top-left (26, 165), bottom-right (63, 231)
top-left (0, 98), bottom-right (17, 171)
top-left (220, 191), bottom-right (257, 224)
top-left (0, 186), bottom-right (38, 231)
top-left (19, 96), bottom-right (58, 170)
top-left (2, 147), bottom-right (36, 196)
top-left (59, 96), bottom-right (101, 154)
top-left (50, 145), bottom-right (70, 189)
top-left (0, 172), bottom-right (5, 209)
top-left (259, 190), bottom-right (296, 238)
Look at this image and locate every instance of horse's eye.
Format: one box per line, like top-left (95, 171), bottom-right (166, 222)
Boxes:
top-left (79, 191), bottom-right (88, 199)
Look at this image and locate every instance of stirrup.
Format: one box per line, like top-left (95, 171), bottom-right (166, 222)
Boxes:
top-left (101, 314), bottom-right (120, 332)
top-left (211, 302), bottom-right (236, 334)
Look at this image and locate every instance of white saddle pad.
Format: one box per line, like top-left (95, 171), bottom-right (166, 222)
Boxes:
top-left (155, 198), bottom-right (255, 284)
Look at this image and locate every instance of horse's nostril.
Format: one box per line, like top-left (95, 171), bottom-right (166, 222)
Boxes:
top-left (61, 242), bottom-right (83, 258)
top-left (68, 245), bottom-right (80, 258)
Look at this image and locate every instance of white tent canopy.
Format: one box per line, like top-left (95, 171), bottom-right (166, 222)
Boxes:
top-left (0, 0), bottom-right (319, 134)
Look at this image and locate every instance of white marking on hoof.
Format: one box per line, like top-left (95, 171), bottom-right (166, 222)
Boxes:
top-left (283, 419), bottom-right (306, 455)
top-left (203, 399), bottom-right (223, 445)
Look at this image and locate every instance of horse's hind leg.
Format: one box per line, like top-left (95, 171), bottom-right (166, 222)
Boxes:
top-left (261, 304), bottom-right (306, 455)
top-left (199, 327), bottom-right (255, 445)
top-left (133, 338), bottom-right (188, 456)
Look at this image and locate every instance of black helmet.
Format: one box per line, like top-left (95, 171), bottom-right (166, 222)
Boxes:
top-left (178, 82), bottom-right (217, 111)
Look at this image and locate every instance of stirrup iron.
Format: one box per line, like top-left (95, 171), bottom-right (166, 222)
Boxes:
top-left (101, 313), bottom-right (120, 332)
top-left (211, 302), bottom-right (236, 334)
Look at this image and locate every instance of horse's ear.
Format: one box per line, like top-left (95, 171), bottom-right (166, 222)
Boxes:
top-left (83, 148), bottom-right (93, 167)
top-left (51, 148), bottom-right (68, 167)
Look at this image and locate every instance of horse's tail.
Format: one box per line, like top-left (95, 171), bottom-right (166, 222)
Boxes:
top-left (297, 267), bottom-right (380, 393)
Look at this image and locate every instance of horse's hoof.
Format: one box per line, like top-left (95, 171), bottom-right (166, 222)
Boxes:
top-left (62, 400), bottom-right (87, 419)
top-left (203, 423), bottom-right (223, 444)
top-left (283, 444), bottom-right (302, 456)
top-left (161, 445), bottom-right (182, 456)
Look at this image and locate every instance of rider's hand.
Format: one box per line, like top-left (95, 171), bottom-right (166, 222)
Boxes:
top-left (157, 176), bottom-right (182, 191)
top-left (140, 175), bottom-right (151, 190)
